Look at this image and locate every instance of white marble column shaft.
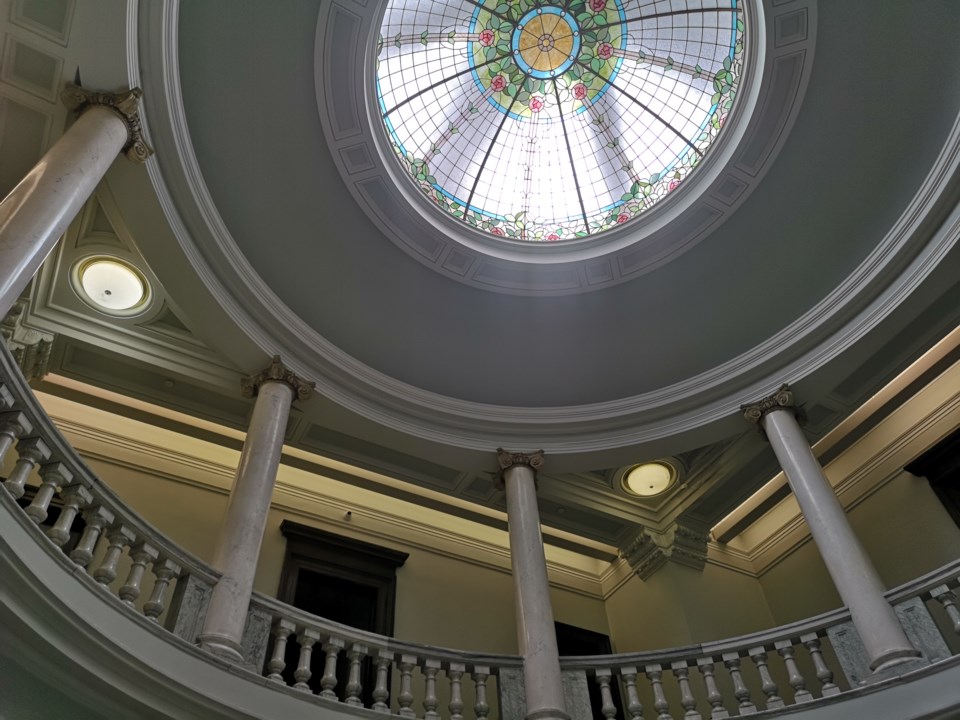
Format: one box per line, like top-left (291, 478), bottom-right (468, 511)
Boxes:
top-left (748, 388), bottom-right (918, 671)
top-left (0, 106), bottom-right (126, 318)
top-left (499, 450), bottom-right (569, 720)
top-left (0, 84), bottom-right (150, 320)
top-left (199, 358), bottom-right (313, 661)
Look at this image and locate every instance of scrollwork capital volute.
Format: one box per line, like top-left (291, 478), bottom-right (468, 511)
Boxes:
top-left (240, 355), bottom-right (315, 402)
top-left (61, 83), bottom-right (153, 163)
top-left (741, 384), bottom-right (798, 425)
top-left (495, 448), bottom-right (544, 488)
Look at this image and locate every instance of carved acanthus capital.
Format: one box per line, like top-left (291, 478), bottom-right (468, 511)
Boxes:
top-left (61, 84), bottom-right (153, 163)
top-left (619, 519), bottom-right (710, 581)
top-left (741, 384), bottom-right (797, 425)
top-left (2, 299), bottom-right (55, 382)
top-left (241, 355), bottom-right (315, 402)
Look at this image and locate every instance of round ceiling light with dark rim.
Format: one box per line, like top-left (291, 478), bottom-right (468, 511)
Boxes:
top-left (375, 0), bottom-right (746, 242)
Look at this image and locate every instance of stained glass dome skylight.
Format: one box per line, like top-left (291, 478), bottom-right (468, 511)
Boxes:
top-left (375, 0), bottom-right (746, 242)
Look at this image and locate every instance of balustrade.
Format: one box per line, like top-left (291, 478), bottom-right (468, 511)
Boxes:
top-left (4, 335), bottom-right (960, 720)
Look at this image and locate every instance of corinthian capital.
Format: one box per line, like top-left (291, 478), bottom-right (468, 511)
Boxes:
top-left (241, 355), bottom-right (315, 402)
top-left (61, 84), bottom-right (153, 163)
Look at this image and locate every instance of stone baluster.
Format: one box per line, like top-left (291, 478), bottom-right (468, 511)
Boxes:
top-left (46, 484), bottom-right (91, 546)
top-left (619, 666), bottom-right (644, 720)
top-left (293, 629), bottom-right (320, 691)
top-left (345, 643), bottom-right (367, 706)
top-left (672, 661), bottom-right (702, 719)
top-left (3, 435), bottom-right (48, 499)
top-left (696, 659), bottom-right (729, 719)
top-left (319, 637), bottom-right (345, 699)
top-left (69, 505), bottom-right (114, 567)
top-left (266, 620), bottom-right (296, 683)
top-left (473, 666), bottom-right (491, 720)
top-left (931, 586), bottom-right (960, 635)
top-left (596, 668), bottom-right (618, 720)
top-left (398, 655), bottom-right (417, 718)
top-left (645, 665), bottom-right (672, 720)
top-left (800, 633), bottom-right (839, 697)
top-left (119, 541), bottom-right (159, 607)
top-left (372, 650), bottom-right (393, 713)
top-left (142, 557), bottom-right (181, 622)
top-left (0, 411), bottom-right (32, 465)
top-left (24, 461), bottom-right (71, 524)
top-left (721, 653), bottom-right (756, 714)
top-left (448, 662), bottom-right (466, 720)
top-left (423, 658), bottom-right (441, 720)
top-left (93, 525), bottom-right (135, 587)
top-left (774, 640), bottom-right (812, 703)
top-left (748, 647), bottom-right (783, 710)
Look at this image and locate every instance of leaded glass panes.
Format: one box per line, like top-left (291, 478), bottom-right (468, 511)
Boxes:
top-left (376, 0), bottom-right (746, 242)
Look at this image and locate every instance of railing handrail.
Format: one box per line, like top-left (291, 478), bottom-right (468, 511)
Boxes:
top-left (250, 592), bottom-right (522, 671)
top-left (5, 338), bottom-right (960, 711)
top-left (0, 340), bottom-right (219, 585)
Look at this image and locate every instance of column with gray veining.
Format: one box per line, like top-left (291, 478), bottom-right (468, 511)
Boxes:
top-left (742, 386), bottom-right (919, 671)
top-left (497, 449), bottom-right (569, 720)
top-left (0, 85), bottom-right (152, 319)
top-left (199, 356), bottom-right (314, 662)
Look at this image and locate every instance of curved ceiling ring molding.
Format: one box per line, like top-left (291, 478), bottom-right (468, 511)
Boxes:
top-left (128, 0), bottom-right (960, 468)
top-left (318, 0), bottom-right (814, 295)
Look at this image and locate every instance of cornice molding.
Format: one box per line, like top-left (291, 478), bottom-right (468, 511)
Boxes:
top-left (48, 409), bottom-right (608, 599)
top-left (130, 0), bottom-right (960, 465)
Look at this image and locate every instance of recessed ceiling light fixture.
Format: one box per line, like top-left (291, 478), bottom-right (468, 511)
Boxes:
top-left (74, 257), bottom-right (150, 315)
top-left (622, 461), bottom-right (677, 497)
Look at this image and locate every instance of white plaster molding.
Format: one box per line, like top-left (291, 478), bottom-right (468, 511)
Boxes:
top-left (130, 0), bottom-right (960, 462)
top-left (48, 409), bottom-right (609, 599)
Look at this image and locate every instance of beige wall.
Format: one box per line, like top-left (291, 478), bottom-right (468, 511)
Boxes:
top-left (85, 455), bottom-right (608, 654)
top-left (26, 386), bottom-right (960, 656)
top-left (759, 470), bottom-right (960, 624)
top-left (605, 562), bottom-right (776, 652)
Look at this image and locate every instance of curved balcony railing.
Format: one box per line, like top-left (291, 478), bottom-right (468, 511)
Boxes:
top-left (2, 339), bottom-right (960, 719)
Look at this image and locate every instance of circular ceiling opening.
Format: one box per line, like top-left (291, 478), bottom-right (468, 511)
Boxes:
top-left (74, 257), bottom-right (150, 315)
top-left (375, 0), bottom-right (747, 243)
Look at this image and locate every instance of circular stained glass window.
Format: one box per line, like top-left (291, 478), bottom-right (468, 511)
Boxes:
top-left (375, 0), bottom-right (746, 242)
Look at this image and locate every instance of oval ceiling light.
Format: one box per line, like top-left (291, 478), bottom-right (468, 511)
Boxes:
top-left (77, 258), bottom-right (149, 313)
top-left (623, 461), bottom-right (676, 497)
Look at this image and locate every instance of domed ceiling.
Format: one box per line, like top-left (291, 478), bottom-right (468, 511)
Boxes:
top-left (130, 0), bottom-right (960, 469)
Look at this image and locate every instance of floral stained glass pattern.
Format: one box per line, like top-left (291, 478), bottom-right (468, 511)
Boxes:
top-left (376, 0), bottom-right (746, 242)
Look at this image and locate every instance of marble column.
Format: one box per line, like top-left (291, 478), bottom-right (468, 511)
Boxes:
top-left (0, 85), bottom-right (152, 320)
top-left (497, 449), bottom-right (569, 720)
top-left (199, 356), bottom-right (314, 662)
top-left (743, 386), bottom-right (919, 671)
